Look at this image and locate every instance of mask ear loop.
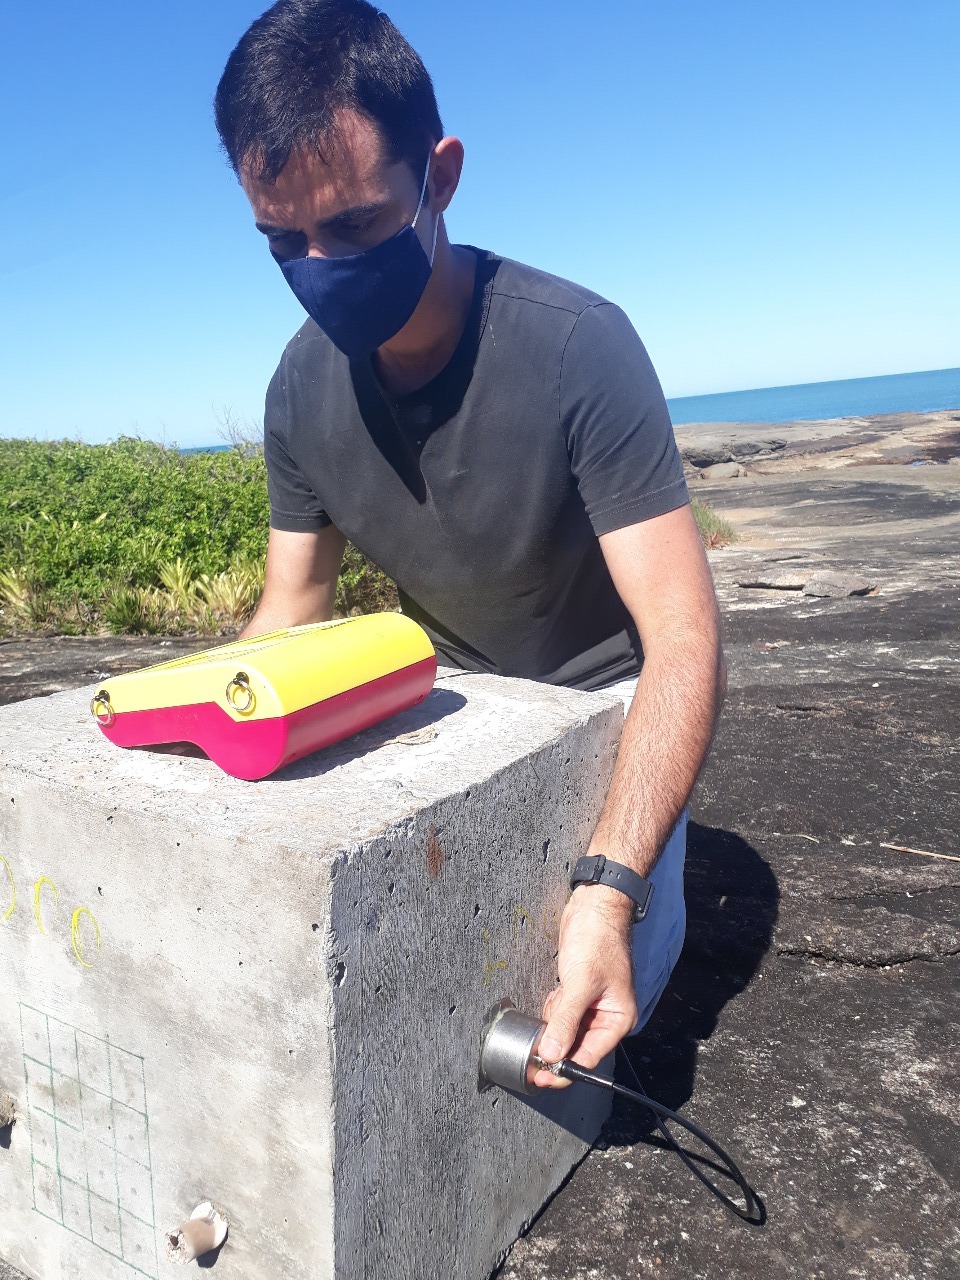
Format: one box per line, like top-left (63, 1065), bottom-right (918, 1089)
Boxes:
top-left (428, 209), bottom-right (440, 268)
top-left (412, 154), bottom-right (441, 268)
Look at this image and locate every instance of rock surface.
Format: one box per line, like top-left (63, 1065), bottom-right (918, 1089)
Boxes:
top-left (496, 432), bottom-right (960, 1280)
top-left (676, 408), bottom-right (960, 473)
top-left (802, 569), bottom-right (876, 597)
top-left (736, 571), bottom-right (808, 590)
top-left (697, 461), bottom-right (745, 481)
top-left (736, 569), bottom-right (877, 596)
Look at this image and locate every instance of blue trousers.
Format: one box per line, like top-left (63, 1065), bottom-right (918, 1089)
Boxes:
top-left (630, 808), bottom-right (687, 1033)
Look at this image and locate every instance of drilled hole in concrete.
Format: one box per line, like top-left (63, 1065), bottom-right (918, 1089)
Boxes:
top-left (0, 1091), bottom-right (15, 1145)
top-left (334, 961), bottom-right (346, 986)
top-left (448, 1005), bottom-right (456, 1015)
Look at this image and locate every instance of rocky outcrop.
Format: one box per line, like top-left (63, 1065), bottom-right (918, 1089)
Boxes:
top-left (683, 438), bottom-right (786, 469)
top-left (737, 568), bottom-right (877, 597)
top-left (697, 461), bottom-right (747, 480)
top-left (802, 570), bottom-right (876, 598)
top-left (676, 409), bottom-right (960, 473)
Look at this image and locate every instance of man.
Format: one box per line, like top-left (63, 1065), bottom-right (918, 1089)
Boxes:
top-left (215, 0), bottom-right (725, 1091)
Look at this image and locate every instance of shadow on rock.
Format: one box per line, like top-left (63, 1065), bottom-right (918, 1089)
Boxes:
top-left (605, 821), bottom-right (780, 1145)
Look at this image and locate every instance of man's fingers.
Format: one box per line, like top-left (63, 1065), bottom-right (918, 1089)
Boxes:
top-left (538, 987), bottom-right (591, 1064)
top-left (567, 1006), bottom-right (636, 1070)
top-left (540, 987), bottom-right (562, 1026)
top-left (535, 993), bottom-right (638, 1090)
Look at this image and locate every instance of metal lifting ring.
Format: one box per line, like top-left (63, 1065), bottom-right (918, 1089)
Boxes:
top-left (90, 690), bottom-right (115, 727)
top-left (225, 671), bottom-right (255, 714)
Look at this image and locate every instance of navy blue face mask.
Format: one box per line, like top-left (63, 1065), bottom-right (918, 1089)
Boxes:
top-left (277, 156), bottom-right (439, 360)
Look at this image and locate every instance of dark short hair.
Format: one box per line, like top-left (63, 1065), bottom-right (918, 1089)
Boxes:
top-left (214, 0), bottom-right (444, 183)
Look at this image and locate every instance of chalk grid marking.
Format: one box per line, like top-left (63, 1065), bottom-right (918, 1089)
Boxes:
top-left (19, 1003), bottom-right (159, 1279)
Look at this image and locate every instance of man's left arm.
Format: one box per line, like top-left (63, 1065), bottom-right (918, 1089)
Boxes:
top-left (534, 501), bottom-right (726, 1087)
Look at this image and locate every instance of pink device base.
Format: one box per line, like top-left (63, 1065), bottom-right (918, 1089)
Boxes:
top-left (97, 656), bottom-right (438, 781)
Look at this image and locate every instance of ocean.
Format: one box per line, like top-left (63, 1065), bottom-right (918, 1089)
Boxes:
top-left (666, 366), bottom-right (960, 426)
top-left (181, 365), bottom-right (960, 452)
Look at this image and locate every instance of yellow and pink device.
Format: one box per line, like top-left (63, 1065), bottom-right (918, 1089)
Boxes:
top-left (90, 613), bottom-right (437, 781)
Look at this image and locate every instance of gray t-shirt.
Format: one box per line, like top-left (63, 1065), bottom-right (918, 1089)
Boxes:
top-left (264, 248), bottom-right (688, 690)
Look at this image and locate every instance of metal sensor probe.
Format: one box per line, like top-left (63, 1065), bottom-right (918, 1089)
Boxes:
top-left (478, 998), bottom-right (565, 1095)
top-left (476, 997), bottom-right (763, 1223)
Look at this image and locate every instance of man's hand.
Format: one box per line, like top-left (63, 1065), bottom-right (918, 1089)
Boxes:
top-left (533, 885), bottom-right (637, 1090)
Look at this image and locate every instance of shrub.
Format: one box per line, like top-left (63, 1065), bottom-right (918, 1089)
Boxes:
top-left (0, 437), bottom-right (732, 635)
top-left (0, 437), bottom-right (270, 606)
top-left (692, 497), bottom-right (737, 549)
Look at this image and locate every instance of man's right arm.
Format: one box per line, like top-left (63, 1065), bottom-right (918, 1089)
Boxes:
top-left (240, 524), bottom-right (347, 640)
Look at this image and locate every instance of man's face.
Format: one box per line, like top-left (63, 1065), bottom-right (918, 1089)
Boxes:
top-left (240, 110), bottom-right (430, 263)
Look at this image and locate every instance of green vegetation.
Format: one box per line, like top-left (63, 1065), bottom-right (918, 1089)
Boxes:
top-left (0, 438), bottom-right (394, 635)
top-left (692, 496), bottom-right (737, 549)
top-left (0, 437), bottom-right (733, 636)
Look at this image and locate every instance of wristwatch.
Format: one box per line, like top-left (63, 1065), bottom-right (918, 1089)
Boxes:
top-left (569, 854), bottom-right (654, 924)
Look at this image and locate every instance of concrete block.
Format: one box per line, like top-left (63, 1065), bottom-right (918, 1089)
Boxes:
top-left (0, 670), bottom-right (623, 1280)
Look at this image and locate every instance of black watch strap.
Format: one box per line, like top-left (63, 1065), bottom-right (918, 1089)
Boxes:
top-left (570, 855), bottom-right (654, 923)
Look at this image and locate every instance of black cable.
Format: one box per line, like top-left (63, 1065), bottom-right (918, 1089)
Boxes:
top-left (554, 1055), bottom-right (765, 1225)
top-left (618, 1049), bottom-right (766, 1225)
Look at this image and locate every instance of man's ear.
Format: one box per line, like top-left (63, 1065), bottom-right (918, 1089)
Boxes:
top-left (429, 136), bottom-right (465, 215)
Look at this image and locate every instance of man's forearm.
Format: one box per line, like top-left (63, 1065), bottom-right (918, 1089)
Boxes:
top-left (587, 633), bottom-right (726, 879)
top-left (239, 526), bottom-right (347, 640)
top-left (239, 593), bottom-right (334, 641)
top-left (533, 636), bottom-right (724, 1085)
top-left (536, 509), bottom-right (727, 1086)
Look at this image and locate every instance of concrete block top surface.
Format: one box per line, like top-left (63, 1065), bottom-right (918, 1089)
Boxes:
top-left (0, 670), bottom-right (621, 856)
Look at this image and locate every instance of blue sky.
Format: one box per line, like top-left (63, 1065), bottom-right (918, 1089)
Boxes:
top-left (2, 0), bottom-right (958, 447)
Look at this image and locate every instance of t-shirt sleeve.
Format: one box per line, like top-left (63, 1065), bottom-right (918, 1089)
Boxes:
top-left (263, 354), bottom-right (332, 532)
top-left (560, 302), bottom-right (688, 536)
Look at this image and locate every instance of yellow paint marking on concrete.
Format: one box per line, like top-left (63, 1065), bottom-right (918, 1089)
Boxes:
top-left (512, 905), bottom-right (534, 944)
top-left (1, 855), bottom-right (14, 921)
top-left (71, 907), bottom-right (102, 969)
top-left (482, 927), bottom-right (509, 987)
top-left (33, 876), bottom-right (59, 936)
top-left (540, 903), bottom-right (562, 945)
